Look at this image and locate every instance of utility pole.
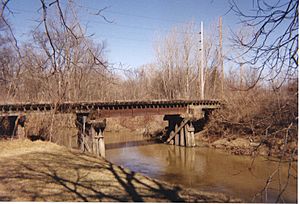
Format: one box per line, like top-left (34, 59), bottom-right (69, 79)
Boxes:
top-left (199, 21), bottom-right (204, 100)
top-left (219, 16), bottom-right (224, 98)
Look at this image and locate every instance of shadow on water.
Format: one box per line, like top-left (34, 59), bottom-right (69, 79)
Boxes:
top-left (106, 139), bottom-right (157, 150)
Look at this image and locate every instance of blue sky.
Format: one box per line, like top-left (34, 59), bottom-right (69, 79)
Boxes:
top-left (6, 0), bottom-right (252, 68)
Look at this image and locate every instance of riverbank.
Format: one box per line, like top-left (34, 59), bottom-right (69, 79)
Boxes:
top-left (194, 132), bottom-right (298, 161)
top-left (0, 139), bottom-right (241, 202)
top-left (106, 115), bottom-right (297, 161)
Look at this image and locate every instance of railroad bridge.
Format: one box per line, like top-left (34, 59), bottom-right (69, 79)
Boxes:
top-left (0, 100), bottom-right (221, 157)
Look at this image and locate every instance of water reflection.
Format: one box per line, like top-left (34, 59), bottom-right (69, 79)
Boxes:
top-left (106, 139), bottom-right (156, 150)
top-left (105, 132), bottom-right (297, 202)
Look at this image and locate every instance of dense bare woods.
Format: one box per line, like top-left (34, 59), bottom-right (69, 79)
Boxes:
top-left (0, 1), bottom-right (112, 103)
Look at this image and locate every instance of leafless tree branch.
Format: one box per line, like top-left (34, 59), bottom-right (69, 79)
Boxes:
top-left (229, 0), bottom-right (298, 88)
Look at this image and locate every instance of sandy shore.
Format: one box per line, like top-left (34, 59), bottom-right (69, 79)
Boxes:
top-left (0, 139), bottom-right (241, 202)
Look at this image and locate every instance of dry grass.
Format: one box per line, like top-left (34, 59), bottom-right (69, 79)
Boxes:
top-left (0, 139), bottom-right (241, 202)
top-left (203, 82), bottom-right (298, 158)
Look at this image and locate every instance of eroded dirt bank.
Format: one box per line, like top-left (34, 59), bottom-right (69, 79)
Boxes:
top-left (194, 132), bottom-right (298, 161)
top-left (0, 139), bottom-right (241, 202)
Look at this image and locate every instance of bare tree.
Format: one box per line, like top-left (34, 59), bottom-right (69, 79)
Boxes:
top-left (229, 0), bottom-right (298, 89)
top-left (0, 0), bottom-right (112, 102)
top-left (153, 22), bottom-right (221, 100)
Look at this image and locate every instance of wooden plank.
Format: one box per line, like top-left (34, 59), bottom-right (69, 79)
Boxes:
top-left (185, 123), bottom-right (191, 147)
top-left (98, 130), bottom-right (105, 158)
top-left (82, 116), bottom-right (86, 152)
top-left (189, 123), bottom-right (196, 147)
top-left (169, 130), bottom-right (175, 145)
top-left (180, 126), bottom-right (185, 146)
top-left (17, 124), bottom-right (25, 139)
top-left (174, 124), bottom-right (179, 146)
top-left (91, 127), bottom-right (96, 154)
top-left (166, 119), bottom-right (189, 143)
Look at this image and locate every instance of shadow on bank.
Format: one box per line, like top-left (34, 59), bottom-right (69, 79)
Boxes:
top-left (0, 149), bottom-right (237, 202)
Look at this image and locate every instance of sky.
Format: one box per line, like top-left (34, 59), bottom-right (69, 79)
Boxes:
top-left (5, 0), bottom-right (253, 69)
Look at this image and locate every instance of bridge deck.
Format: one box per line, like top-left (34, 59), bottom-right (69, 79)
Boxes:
top-left (0, 100), bottom-right (221, 117)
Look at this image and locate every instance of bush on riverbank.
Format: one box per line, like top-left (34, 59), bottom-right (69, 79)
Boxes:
top-left (203, 81), bottom-right (298, 159)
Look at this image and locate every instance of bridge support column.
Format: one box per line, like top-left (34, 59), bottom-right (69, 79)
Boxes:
top-left (98, 130), bottom-right (105, 158)
top-left (91, 127), bottom-right (97, 155)
top-left (91, 127), bottom-right (105, 158)
top-left (16, 123), bottom-right (26, 139)
top-left (180, 126), bottom-right (185, 146)
top-left (174, 124), bottom-right (179, 146)
top-left (166, 118), bottom-right (195, 147)
top-left (188, 123), bottom-right (195, 147)
top-left (15, 116), bottom-right (26, 139)
top-left (187, 123), bottom-right (196, 147)
top-left (81, 116), bottom-right (87, 152)
top-left (185, 123), bottom-right (191, 147)
top-left (77, 115), bottom-right (88, 152)
top-left (169, 130), bottom-right (174, 145)
top-left (76, 114), bottom-right (106, 158)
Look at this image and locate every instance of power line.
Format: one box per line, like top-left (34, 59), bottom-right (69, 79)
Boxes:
top-left (11, 8), bottom-right (198, 35)
top-left (94, 34), bottom-right (156, 44)
top-left (81, 18), bottom-right (198, 35)
top-left (11, 3), bottom-right (196, 25)
top-left (6, 21), bottom-right (194, 45)
top-left (73, 2), bottom-right (189, 24)
top-left (8, 8), bottom-right (39, 14)
top-left (93, 33), bottom-right (197, 45)
top-left (8, 10), bottom-right (199, 45)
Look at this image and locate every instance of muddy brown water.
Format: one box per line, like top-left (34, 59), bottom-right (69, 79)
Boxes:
top-left (105, 132), bottom-right (297, 203)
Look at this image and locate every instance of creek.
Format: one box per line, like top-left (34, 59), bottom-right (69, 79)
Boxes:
top-left (105, 132), bottom-right (297, 203)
